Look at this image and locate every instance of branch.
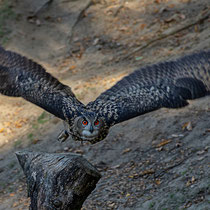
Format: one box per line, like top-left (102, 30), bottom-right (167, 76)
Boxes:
top-left (16, 151), bottom-right (101, 210)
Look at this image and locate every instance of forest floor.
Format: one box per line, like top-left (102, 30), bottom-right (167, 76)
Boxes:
top-left (0, 0), bottom-right (210, 209)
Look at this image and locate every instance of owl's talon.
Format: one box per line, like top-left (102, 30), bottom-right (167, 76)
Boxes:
top-left (57, 130), bottom-right (69, 142)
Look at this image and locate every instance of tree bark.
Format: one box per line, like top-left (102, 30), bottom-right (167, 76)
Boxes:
top-left (16, 151), bottom-right (101, 210)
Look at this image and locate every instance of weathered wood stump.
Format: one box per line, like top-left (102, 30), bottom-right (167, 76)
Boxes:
top-left (16, 151), bottom-right (101, 210)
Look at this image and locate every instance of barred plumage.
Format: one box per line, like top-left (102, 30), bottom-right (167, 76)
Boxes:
top-left (87, 51), bottom-right (210, 128)
top-left (0, 46), bottom-right (209, 144)
top-left (0, 46), bottom-right (85, 121)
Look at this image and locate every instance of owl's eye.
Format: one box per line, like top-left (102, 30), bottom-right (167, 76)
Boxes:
top-left (82, 120), bottom-right (88, 126)
top-left (94, 120), bottom-right (100, 126)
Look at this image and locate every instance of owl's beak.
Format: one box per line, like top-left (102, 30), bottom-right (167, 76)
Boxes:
top-left (89, 125), bottom-right (94, 133)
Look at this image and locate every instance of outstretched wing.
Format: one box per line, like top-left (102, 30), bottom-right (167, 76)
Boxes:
top-left (87, 51), bottom-right (210, 127)
top-left (0, 46), bottom-right (84, 121)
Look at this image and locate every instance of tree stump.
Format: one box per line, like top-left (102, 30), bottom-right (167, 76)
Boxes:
top-left (16, 151), bottom-right (101, 210)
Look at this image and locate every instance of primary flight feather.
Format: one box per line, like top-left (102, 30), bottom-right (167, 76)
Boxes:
top-left (0, 46), bottom-right (209, 144)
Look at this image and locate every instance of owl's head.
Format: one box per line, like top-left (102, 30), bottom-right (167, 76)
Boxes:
top-left (70, 112), bottom-right (109, 144)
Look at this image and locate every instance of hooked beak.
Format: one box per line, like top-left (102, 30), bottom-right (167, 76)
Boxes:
top-left (89, 125), bottom-right (94, 133)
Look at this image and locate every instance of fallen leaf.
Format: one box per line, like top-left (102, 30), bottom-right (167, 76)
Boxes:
top-left (75, 149), bottom-right (84, 154)
top-left (111, 164), bottom-right (120, 169)
top-left (135, 56), bottom-right (143, 61)
top-left (159, 6), bottom-right (168, 14)
top-left (156, 146), bottom-right (163, 151)
top-left (140, 23), bottom-right (146, 30)
top-left (155, 179), bottom-right (161, 185)
top-left (204, 146), bottom-right (209, 151)
top-left (186, 176), bottom-right (196, 186)
top-left (14, 122), bottom-right (22, 128)
top-left (64, 147), bottom-right (69, 152)
top-left (122, 148), bottom-right (131, 154)
top-left (140, 169), bottom-right (155, 176)
top-left (6, 128), bottom-right (12, 134)
top-left (164, 14), bottom-right (179, 23)
top-left (69, 65), bottom-right (76, 71)
top-left (154, 0), bottom-right (161, 4)
top-left (93, 38), bottom-right (99, 45)
top-left (168, 4), bottom-right (175, 8)
top-left (191, 176), bottom-right (196, 183)
top-left (196, 150), bottom-right (205, 155)
top-left (171, 134), bottom-right (184, 138)
top-left (186, 180), bottom-right (191, 187)
top-left (4, 122), bottom-right (11, 127)
top-left (184, 201), bottom-right (192, 208)
top-left (197, 156), bottom-right (205, 161)
top-left (156, 139), bottom-right (171, 147)
top-left (182, 122), bottom-right (192, 131)
top-left (194, 25), bottom-right (198, 32)
top-left (179, 14), bottom-right (186, 19)
top-left (32, 139), bottom-right (40, 144)
top-left (176, 142), bottom-right (182, 147)
top-left (12, 202), bottom-right (18, 207)
top-left (108, 202), bottom-right (115, 208)
top-left (128, 173), bottom-right (138, 178)
top-left (36, 19), bottom-right (41, 26)
top-left (119, 26), bottom-right (128, 32)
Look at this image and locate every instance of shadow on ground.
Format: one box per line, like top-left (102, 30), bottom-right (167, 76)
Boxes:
top-left (0, 0), bottom-right (210, 209)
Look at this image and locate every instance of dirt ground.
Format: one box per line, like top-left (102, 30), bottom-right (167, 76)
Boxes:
top-left (0, 0), bottom-right (210, 209)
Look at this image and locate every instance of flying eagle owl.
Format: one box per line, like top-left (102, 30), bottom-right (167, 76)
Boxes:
top-left (0, 46), bottom-right (209, 144)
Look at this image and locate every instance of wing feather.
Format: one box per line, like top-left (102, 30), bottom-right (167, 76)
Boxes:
top-left (0, 46), bottom-right (83, 121)
top-left (87, 51), bottom-right (210, 126)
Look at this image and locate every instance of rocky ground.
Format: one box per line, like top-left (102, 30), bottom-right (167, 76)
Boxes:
top-left (0, 0), bottom-right (209, 209)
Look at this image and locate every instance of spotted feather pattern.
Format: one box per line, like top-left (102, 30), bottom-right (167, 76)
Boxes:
top-left (87, 51), bottom-right (210, 126)
top-left (0, 46), bottom-right (84, 121)
top-left (0, 46), bottom-right (210, 144)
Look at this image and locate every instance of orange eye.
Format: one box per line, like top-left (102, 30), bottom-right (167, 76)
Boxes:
top-left (82, 120), bottom-right (88, 126)
top-left (94, 120), bottom-right (99, 126)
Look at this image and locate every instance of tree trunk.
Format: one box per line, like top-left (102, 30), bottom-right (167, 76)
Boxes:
top-left (16, 151), bottom-right (101, 210)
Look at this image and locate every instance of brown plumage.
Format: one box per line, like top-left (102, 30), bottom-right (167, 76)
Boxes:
top-left (0, 46), bottom-right (209, 144)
